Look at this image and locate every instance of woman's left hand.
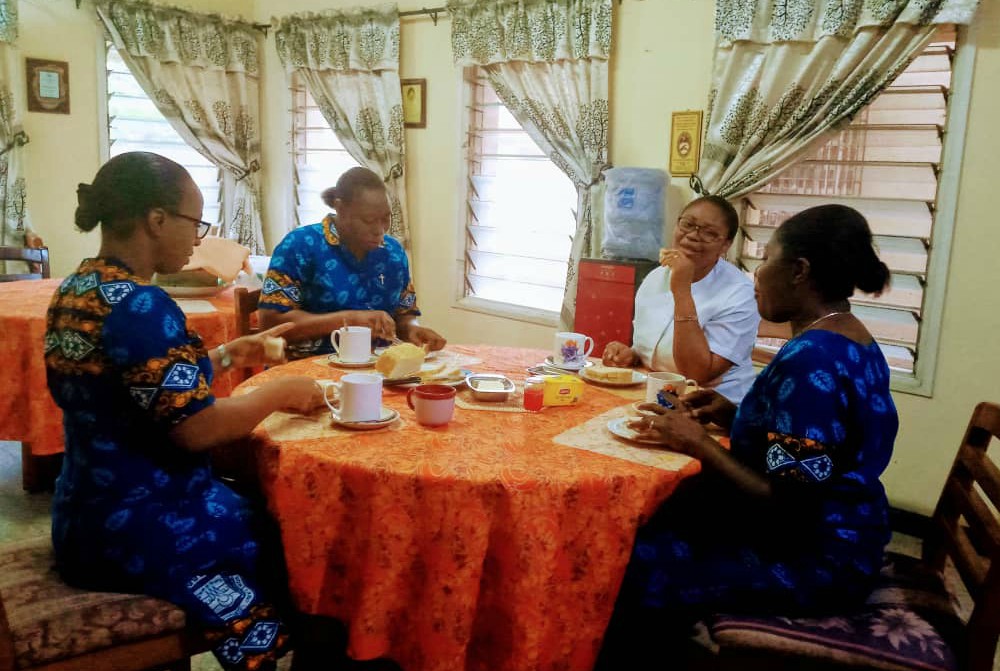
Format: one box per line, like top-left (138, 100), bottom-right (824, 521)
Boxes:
top-left (227, 323), bottom-right (295, 368)
top-left (627, 403), bottom-right (709, 457)
top-left (660, 248), bottom-right (696, 292)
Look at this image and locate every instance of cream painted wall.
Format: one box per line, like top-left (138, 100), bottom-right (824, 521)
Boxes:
top-left (20, 0), bottom-right (1000, 513)
top-left (20, 0), bottom-right (257, 277)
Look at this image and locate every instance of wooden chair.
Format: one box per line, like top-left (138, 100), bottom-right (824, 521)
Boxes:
top-left (0, 246), bottom-right (49, 282)
top-left (751, 319), bottom-right (791, 366)
top-left (696, 401), bottom-right (1000, 671)
top-left (0, 536), bottom-right (211, 671)
top-left (233, 287), bottom-right (262, 381)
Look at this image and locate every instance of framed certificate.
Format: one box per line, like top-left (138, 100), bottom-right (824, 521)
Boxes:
top-left (668, 110), bottom-right (702, 176)
top-left (27, 58), bottom-right (70, 115)
top-left (401, 78), bottom-right (426, 129)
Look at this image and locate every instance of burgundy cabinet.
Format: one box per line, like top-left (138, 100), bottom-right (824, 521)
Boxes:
top-left (573, 258), bottom-right (657, 357)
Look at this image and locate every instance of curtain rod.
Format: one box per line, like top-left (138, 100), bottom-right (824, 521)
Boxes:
top-left (74, 0), bottom-right (271, 33)
top-left (400, 0), bottom-right (629, 24)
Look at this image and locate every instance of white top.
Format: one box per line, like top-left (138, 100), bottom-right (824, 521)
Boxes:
top-left (632, 258), bottom-right (760, 403)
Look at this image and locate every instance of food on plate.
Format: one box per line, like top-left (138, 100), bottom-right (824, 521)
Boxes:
top-left (375, 342), bottom-right (426, 378)
top-left (263, 336), bottom-right (285, 361)
top-left (419, 362), bottom-right (463, 383)
top-left (587, 363), bottom-right (633, 383)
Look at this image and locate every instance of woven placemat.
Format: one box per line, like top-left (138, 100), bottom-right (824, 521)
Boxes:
top-left (454, 384), bottom-right (528, 413)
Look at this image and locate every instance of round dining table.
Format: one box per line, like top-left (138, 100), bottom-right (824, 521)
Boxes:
top-left (235, 344), bottom-right (703, 671)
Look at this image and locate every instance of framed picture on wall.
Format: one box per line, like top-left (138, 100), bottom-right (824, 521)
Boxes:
top-left (401, 78), bottom-right (426, 129)
top-left (26, 58), bottom-right (70, 115)
top-left (668, 110), bottom-right (703, 176)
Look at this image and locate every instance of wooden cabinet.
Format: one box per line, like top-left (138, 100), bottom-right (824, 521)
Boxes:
top-left (573, 258), bottom-right (657, 357)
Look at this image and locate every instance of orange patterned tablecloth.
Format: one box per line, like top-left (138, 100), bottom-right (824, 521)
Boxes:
top-left (0, 278), bottom-right (240, 457)
top-left (239, 345), bottom-right (702, 671)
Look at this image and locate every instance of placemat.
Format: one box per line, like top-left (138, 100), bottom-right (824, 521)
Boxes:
top-left (553, 406), bottom-right (696, 472)
top-left (176, 299), bottom-right (218, 313)
top-left (454, 384), bottom-right (527, 413)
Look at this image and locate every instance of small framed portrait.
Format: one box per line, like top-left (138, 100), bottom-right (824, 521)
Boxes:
top-left (669, 110), bottom-right (703, 176)
top-left (401, 78), bottom-right (426, 129)
top-left (27, 58), bottom-right (70, 115)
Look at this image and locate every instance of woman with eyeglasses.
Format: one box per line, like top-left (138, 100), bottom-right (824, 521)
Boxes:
top-left (45, 152), bottom-right (328, 671)
top-left (602, 195), bottom-right (760, 402)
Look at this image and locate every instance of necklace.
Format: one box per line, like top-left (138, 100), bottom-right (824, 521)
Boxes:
top-left (800, 310), bottom-right (850, 333)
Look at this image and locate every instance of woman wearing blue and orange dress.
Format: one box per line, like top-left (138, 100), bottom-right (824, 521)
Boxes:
top-left (45, 152), bottom-right (325, 671)
top-left (598, 204), bottom-right (899, 667)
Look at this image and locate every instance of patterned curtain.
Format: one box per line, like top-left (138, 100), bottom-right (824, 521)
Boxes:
top-left (697, 0), bottom-right (980, 200)
top-left (274, 6), bottom-right (410, 247)
top-left (448, 0), bottom-right (611, 330)
top-left (0, 0), bottom-right (31, 274)
top-left (96, 0), bottom-right (265, 253)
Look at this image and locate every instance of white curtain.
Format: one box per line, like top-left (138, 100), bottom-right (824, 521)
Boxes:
top-left (698, 0), bottom-right (980, 200)
top-left (0, 0), bottom-right (31, 274)
top-left (97, 0), bottom-right (265, 253)
top-left (448, 0), bottom-right (612, 330)
top-left (274, 6), bottom-right (410, 248)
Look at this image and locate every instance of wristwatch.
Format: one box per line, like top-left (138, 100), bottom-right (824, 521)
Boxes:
top-left (217, 344), bottom-right (233, 370)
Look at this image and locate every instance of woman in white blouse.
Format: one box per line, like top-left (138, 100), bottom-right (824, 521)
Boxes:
top-left (602, 195), bottom-right (760, 402)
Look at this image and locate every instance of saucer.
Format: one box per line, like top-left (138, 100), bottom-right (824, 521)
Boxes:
top-left (331, 407), bottom-right (399, 430)
top-left (580, 368), bottom-right (647, 387)
top-left (327, 353), bottom-right (378, 368)
top-left (543, 356), bottom-right (594, 372)
top-left (607, 417), bottom-right (662, 445)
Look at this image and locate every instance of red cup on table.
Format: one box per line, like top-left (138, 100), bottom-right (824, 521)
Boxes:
top-left (406, 384), bottom-right (456, 426)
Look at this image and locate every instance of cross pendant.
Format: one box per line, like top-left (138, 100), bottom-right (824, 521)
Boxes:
top-left (378, 273), bottom-right (385, 285)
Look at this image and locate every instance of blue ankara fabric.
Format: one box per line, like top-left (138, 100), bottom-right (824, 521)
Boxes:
top-left (259, 215), bottom-right (419, 357)
top-left (621, 330), bottom-right (899, 619)
top-left (45, 258), bottom-right (290, 670)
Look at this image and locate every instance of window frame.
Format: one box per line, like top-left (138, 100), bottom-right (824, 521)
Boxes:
top-left (452, 66), bottom-right (574, 328)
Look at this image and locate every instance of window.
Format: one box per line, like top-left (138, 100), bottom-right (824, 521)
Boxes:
top-left (740, 27), bottom-right (960, 382)
top-left (291, 75), bottom-right (361, 228)
top-left (105, 43), bottom-right (221, 227)
top-left (461, 67), bottom-right (578, 315)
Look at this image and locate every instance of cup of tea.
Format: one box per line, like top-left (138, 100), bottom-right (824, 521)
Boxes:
top-left (553, 331), bottom-right (594, 367)
top-left (331, 325), bottom-right (372, 363)
top-left (323, 372), bottom-right (383, 422)
top-left (644, 372), bottom-right (698, 406)
top-left (406, 384), bottom-right (456, 427)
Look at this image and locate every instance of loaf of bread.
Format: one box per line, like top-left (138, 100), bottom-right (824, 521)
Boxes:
top-left (263, 336), bottom-right (285, 362)
top-left (587, 364), bottom-right (633, 383)
top-left (375, 342), bottom-right (426, 378)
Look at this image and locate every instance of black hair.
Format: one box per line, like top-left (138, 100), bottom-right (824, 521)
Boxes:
top-left (321, 167), bottom-right (385, 209)
top-left (777, 204), bottom-right (891, 301)
top-left (682, 195), bottom-right (739, 240)
top-left (75, 152), bottom-right (190, 236)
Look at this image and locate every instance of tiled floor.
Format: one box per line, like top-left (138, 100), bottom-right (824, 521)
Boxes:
top-left (2, 441), bottom-right (996, 670)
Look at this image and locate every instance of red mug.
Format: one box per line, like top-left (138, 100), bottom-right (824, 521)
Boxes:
top-left (406, 384), bottom-right (457, 426)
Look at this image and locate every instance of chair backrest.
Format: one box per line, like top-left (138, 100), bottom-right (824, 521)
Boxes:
top-left (924, 401), bottom-right (1000, 671)
top-left (234, 286), bottom-right (262, 338)
top-left (0, 247), bottom-right (50, 282)
top-left (752, 319), bottom-right (792, 365)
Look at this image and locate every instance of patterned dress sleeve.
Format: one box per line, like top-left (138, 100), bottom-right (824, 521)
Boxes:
top-left (390, 243), bottom-right (421, 319)
top-left (103, 286), bottom-right (214, 426)
top-left (753, 341), bottom-right (854, 498)
top-left (259, 232), bottom-right (306, 313)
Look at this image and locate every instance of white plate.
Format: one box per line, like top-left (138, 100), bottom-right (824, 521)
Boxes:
top-left (332, 407), bottom-right (399, 430)
top-left (327, 354), bottom-right (379, 368)
top-left (374, 346), bottom-right (439, 360)
top-left (543, 356), bottom-right (595, 372)
top-left (383, 368), bottom-right (472, 388)
top-left (160, 283), bottom-right (230, 298)
top-left (607, 417), bottom-right (662, 445)
top-left (580, 368), bottom-right (647, 387)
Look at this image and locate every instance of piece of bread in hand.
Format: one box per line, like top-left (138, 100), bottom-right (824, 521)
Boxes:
top-left (588, 363), bottom-right (634, 383)
top-left (263, 336), bottom-right (285, 362)
top-left (375, 342), bottom-right (426, 378)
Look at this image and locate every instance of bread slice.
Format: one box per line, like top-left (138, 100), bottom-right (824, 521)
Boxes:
top-left (587, 364), bottom-right (634, 383)
top-left (375, 343), bottom-right (426, 378)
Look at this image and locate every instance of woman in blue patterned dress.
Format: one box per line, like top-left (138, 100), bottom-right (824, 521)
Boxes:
top-left (45, 152), bottom-right (326, 671)
top-left (597, 204), bottom-right (899, 668)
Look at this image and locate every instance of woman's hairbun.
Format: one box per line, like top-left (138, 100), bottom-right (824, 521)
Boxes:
top-left (74, 183), bottom-right (100, 232)
top-left (321, 186), bottom-right (338, 208)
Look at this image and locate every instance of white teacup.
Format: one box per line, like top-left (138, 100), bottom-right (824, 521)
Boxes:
top-left (553, 331), bottom-right (594, 367)
top-left (323, 373), bottom-right (383, 423)
top-left (644, 372), bottom-right (699, 406)
top-left (331, 325), bottom-right (372, 363)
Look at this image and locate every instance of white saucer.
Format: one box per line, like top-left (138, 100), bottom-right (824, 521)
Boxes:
top-left (374, 346), bottom-right (439, 360)
top-left (383, 368), bottom-right (472, 388)
top-left (580, 368), bottom-right (647, 387)
top-left (544, 356), bottom-right (594, 372)
top-left (332, 407), bottom-right (399, 430)
top-left (327, 354), bottom-right (378, 368)
top-left (607, 417), bottom-right (662, 445)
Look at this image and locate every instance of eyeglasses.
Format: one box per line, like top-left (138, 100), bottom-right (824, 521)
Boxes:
top-left (676, 217), bottom-right (727, 244)
top-left (167, 211), bottom-right (213, 239)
